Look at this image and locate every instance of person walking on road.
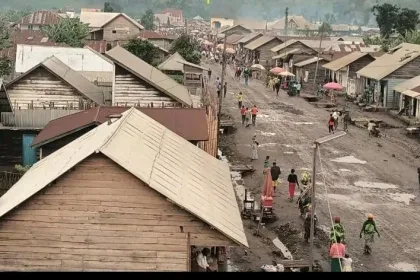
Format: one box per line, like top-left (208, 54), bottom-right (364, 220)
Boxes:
top-left (215, 77), bottom-right (221, 98)
top-left (250, 135), bottom-right (259, 161)
top-left (245, 108), bottom-right (252, 127)
top-left (263, 156), bottom-right (270, 174)
top-left (332, 110), bottom-right (339, 130)
top-left (329, 236), bottom-right (345, 272)
top-left (287, 169), bottom-right (299, 202)
top-left (275, 78), bottom-right (281, 96)
top-left (343, 111), bottom-right (351, 132)
top-left (244, 67), bottom-right (250, 85)
top-left (270, 161), bottom-right (281, 192)
top-left (208, 68), bottom-right (212, 80)
top-left (328, 114), bottom-right (335, 134)
top-left (360, 214), bottom-right (380, 255)
top-left (237, 92), bottom-right (243, 109)
top-left (223, 82), bottom-right (227, 98)
top-left (251, 105), bottom-right (258, 126)
top-left (296, 81), bottom-right (302, 96)
top-left (330, 217), bottom-right (345, 245)
top-left (240, 105), bottom-right (246, 126)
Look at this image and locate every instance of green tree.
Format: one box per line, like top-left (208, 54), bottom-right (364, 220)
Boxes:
top-left (394, 8), bottom-right (420, 36)
top-left (124, 38), bottom-right (161, 66)
top-left (42, 18), bottom-right (89, 48)
top-left (398, 30), bottom-right (420, 45)
top-left (318, 22), bottom-right (332, 35)
top-left (104, 1), bottom-right (123, 13)
top-left (141, 9), bottom-right (155, 30)
top-left (372, 3), bottom-right (399, 38)
top-left (0, 8), bottom-right (32, 22)
top-left (169, 34), bottom-right (200, 65)
top-left (0, 16), bottom-right (12, 78)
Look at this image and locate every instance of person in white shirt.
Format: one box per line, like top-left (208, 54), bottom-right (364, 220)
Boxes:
top-left (196, 248), bottom-right (213, 272)
top-left (342, 254), bottom-right (353, 272)
top-left (367, 120), bottom-right (379, 137)
top-left (332, 111), bottom-right (339, 129)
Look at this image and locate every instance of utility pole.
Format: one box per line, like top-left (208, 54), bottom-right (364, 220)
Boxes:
top-left (308, 132), bottom-right (346, 272)
top-left (216, 32), bottom-right (228, 150)
top-left (312, 24), bottom-right (324, 93)
top-left (285, 7), bottom-right (289, 36)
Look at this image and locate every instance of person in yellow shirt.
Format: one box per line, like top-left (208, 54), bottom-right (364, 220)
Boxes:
top-left (237, 92), bottom-right (244, 109)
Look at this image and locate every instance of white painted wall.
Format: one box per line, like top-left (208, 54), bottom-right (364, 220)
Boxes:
top-left (15, 44), bottom-right (113, 73)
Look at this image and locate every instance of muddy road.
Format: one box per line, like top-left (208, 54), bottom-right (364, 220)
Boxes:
top-left (205, 62), bottom-right (420, 272)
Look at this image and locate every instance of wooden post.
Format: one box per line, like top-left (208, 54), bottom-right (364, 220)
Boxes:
top-left (216, 31), bottom-right (228, 151)
top-left (308, 143), bottom-right (318, 272)
top-left (312, 26), bottom-right (324, 93)
top-left (187, 233), bottom-right (191, 272)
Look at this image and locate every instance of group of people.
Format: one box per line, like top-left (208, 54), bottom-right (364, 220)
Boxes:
top-left (241, 105), bottom-right (259, 128)
top-left (328, 215), bottom-right (380, 272)
top-left (235, 66), bottom-right (251, 85)
top-left (328, 110), bottom-right (351, 134)
top-left (214, 77), bottom-right (228, 98)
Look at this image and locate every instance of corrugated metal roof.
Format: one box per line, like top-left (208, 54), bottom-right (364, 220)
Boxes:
top-left (80, 11), bottom-right (144, 29)
top-left (32, 106), bottom-right (209, 147)
top-left (272, 48), bottom-right (300, 60)
top-left (272, 40), bottom-right (345, 53)
top-left (237, 33), bottom-right (263, 44)
top-left (221, 25), bottom-right (251, 34)
top-left (0, 108), bottom-right (248, 247)
top-left (157, 52), bottom-right (186, 72)
top-left (225, 34), bottom-right (245, 44)
top-left (323, 52), bottom-right (373, 71)
top-left (357, 43), bottom-right (420, 80)
top-left (393, 76), bottom-right (420, 93)
top-left (244, 36), bottom-right (280, 50)
top-left (85, 40), bottom-right (126, 54)
top-left (295, 57), bottom-right (324, 67)
top-left (401, 89), bottom-right (420, 98)
top-left (6, 56), bottom-right (104, 106)
top-left (17, 10), bottom-right (62, 25)
top-left (138, 30), bottom-right (171, 40)
top-left (106, 46), bottom-right (192, 106)
top-left (177, 60), bottom-right (207, 71)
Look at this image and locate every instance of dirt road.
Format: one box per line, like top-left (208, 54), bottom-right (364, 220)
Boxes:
top-left (205, 62), bottom-right (420, 272)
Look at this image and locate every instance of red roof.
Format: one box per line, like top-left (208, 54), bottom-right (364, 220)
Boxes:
top-left (137, 30), bottom-right (170, 40)
top-left (32, 107), bottom-right (209, 147)
top-left (160, 8), bottom-right (184, 18)
top-left (0, 30), bottom-right (66, 60)
top-left (17, 10), bottom-right (62, 25)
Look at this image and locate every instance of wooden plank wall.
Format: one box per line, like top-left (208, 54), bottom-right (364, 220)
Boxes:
top-left (7, 67), bottom-right (92, 110)
top-left (385, 56), bottom-right (420, 80)
top-left (1, 110), bottom-right (81, 128)
top-left (114, 66), bottom-right (180, 107)
top-left (198, 80), bottom-right (219, 157)
top-left (103, 15), bottom-right (141, 41)
top-left (0, 154), bottom-right (234, 271)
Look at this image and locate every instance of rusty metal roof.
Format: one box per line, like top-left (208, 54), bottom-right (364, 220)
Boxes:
top-left (225, 34), bottom-right (245, 45)
top-left (16, 10), bottom-right (62, 25)
top-left (138, 30), bottom-right (170, 40)
top-left (32, 106), bottom-right (209, 147)
top-left (6, 56), bottom-right (104, 106)
top-left (0, 108), bottom-right (248, 248)
top-left (106, 46), bottom-right (192, 106)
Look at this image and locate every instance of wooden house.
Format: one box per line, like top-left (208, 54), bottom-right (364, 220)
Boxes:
top-left (357, 43), bottom-right (420, 108)
top-left (137, 30), bottom-right (175, 50)
top-left (323, 52), bottom-right (375, 97)
top-left (4, 56), bottom-right (104, 111)
top-left (244, 36), bottom-right (283, 66)
top-left (294, 57), bottom-right (329, 87)
top-left (32, 106), bottom-right (209, 159)
top-left (393, 76), bottom-right (420, 120)
top-left (11, 10), bottom-right (62, 31)
top-left (105, 46), bottom-right (192, 108)
top-left (236, 33), bottom-right (263, 55)
top-left (220, 25), bottom-right (252, 36)
top-left (80, 11), bottom-right (144, 41)
top-left (271, 40), bottom-right (338, 71)
top-left (225, 34), bottom-right (244, 51)
top-left (0, 108), bottom-right (248, 271)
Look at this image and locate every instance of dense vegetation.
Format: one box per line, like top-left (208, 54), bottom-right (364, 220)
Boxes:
top-left (1, 0), bottom-right (420, 25)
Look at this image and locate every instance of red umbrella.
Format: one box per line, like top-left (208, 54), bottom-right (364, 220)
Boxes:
top-left (262, 169), bottom-right (274, 198)
top-left (323, 82), bottom-right (343, 91)
top-left (270, 67), bottom-right (285, 75)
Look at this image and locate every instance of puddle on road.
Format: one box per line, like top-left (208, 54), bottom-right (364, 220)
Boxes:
top-left (389, 193), bottom-right (415, 205)
top-left (389, 262), bottom-right (417, 272)
top-left (256, 131), bottom-right (276, 137)
top-left (354, 181), bottom-right (398, 190)
top-left (331, 156), bottom-right (367, 164)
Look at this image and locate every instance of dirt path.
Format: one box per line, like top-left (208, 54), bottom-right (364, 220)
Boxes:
top-left (205, 62), bottom-right (420, 272)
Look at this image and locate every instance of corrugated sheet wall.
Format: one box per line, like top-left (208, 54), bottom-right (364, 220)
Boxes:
top-left (198, 81), bottom-right (218, 158)
top-left (114, 66), bottom-right (178, 107)
top-left (1, 109), bottom-right (80, 127)
top-left (386, 79), bottom-right (406, 109)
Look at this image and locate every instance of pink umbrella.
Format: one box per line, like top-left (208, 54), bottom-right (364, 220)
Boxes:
top-left (323, 82), bottom-right (343, 91)
top-left (270, 67), bottom-right (285, 75)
